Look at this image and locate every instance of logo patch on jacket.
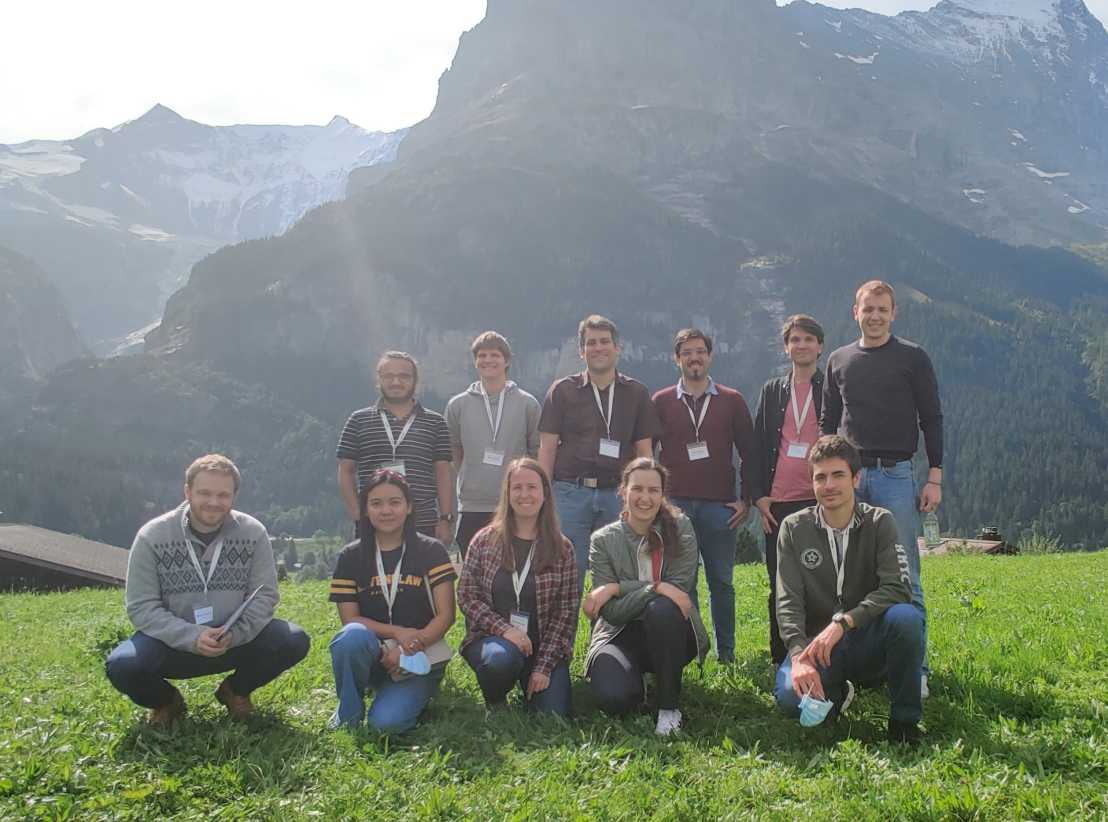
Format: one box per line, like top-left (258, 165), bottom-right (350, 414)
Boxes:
top-left (801, 548), bottom-right (823, 569)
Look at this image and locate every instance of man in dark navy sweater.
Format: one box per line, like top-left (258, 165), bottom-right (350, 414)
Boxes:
top-left (821, 279), bottom-right (942, 694)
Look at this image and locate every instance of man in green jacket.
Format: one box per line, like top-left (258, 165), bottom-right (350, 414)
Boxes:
top-left (774, 435), bottom-right (924, 744)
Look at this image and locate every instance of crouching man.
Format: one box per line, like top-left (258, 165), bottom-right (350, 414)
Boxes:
top-left (106, 454), bottom-right (310, 727)
top-left (774, 436), bottom-right (924, 744)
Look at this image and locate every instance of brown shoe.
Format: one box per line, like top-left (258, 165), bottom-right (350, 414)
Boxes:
top-left (215, 679), bottom-right (253, 720)
top-left (147, 688), bottom-right (187, 729)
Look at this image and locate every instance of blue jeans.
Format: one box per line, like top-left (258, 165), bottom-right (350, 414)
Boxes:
top-left (672, 497), bottom-right (736, 661)
top-left (855, 460), bottom-right (928, 671)
top-left (462, 635), bottom-right (572, 716)
top-left (774, 603), bottom-right (924, 724)
top-left (329, 622), bottom-right (444, 734)
top-left (554, 481), bottom-right (622, 592)
top-left (105, 619), bottom-right (310, 709)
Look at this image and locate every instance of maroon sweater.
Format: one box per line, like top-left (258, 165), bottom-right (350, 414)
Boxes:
top-left (652, 382), bottom-right (755, 502)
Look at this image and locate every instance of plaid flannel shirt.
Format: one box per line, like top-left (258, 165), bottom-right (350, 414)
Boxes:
top-left (458, 525), bottom-right (580, 678)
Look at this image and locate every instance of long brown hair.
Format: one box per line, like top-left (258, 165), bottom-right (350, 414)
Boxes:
top-left (619, 457), bottom-right (682, 560)
top-left (487, 458), bottom-right (565, 573)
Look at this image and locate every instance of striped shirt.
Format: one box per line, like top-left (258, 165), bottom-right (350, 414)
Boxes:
top-left (336, 402), bottom-right (452, 528)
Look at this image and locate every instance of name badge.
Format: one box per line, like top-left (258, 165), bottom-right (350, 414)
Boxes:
top-left (687, 441), bottom-right (710, 461)
top-left (193, 604), bottom-right (214, 625)
top-left (383, 461), bottom-right (407, 476)
top-left (786, 442), bottom-right (809, 459)
top-left (482, 448), bottom-right (505, 467)
top-left (510, 610), bottom-right (531, 634)
top-left (598, 438), bottom-right (621, 458)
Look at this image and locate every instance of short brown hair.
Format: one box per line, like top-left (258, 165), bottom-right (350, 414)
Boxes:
top-left (855, 279), bottom-right (896, 308)
top-left (376, 350), bottom-right (419, 383)
top-left (807, 435), bottom-right (861, 476)
top-left (673, 328), bottom-right (713, 356)
top-left (185, 454), bottom-right (241, 492)
top-left (470, 331), bottom-right (512, 362)
top-left (781, 314), bottom-right (825, 345)
top-left (578, 314), bottom-right (619, 348)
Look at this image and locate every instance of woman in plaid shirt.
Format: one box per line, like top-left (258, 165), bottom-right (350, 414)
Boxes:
top-left (458, 457), bottom-right (579, 715)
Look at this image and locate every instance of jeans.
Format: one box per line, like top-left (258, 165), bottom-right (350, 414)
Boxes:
top-left (589, 597), bottom-right (697, 713)
top-left (672, 497), bottom-right (737, 661)
top-left (462, 635), bottom-right (572, 716)
top-left (554, 481), bottom-right (622, 592)
top-left (774, 603), bottom-right (924, 724)
top-left (765, 498), bottom-right (816, 665)
top-left (329, 622), bottom-right (444, 734)
top-left (105, 619), bottom-right (310, 709)
top-left (855, 460), bottom-right (928, 671)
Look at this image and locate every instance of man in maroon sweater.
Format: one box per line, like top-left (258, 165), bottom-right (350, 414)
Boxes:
top-left (652, 328), bottom-right (755, 662)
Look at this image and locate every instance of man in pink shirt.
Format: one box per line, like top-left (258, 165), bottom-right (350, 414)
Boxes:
top-left (749, 315), bottom-right (825, 666)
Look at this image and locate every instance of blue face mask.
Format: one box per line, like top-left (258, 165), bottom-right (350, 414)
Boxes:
top-left (799, 693), bottom-right (834, 727)
top-left (398, 651), bottom-right (431, 676)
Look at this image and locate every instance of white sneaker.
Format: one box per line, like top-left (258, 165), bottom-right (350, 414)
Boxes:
top-left (921, 674), bottom-right (930, 699)
top-left (655, 709), bottom-right (682, 736)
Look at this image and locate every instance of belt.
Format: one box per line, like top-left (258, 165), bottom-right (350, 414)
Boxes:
top-left (571, 476), bottom-right (618, 489)
top-left (859, 455), bottom-right (908, 468)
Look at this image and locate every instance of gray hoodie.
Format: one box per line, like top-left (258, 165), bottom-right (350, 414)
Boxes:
top-left (445, 380), bottom-right (541, 512)
top-left (124, 502), bottom-right (279, 652)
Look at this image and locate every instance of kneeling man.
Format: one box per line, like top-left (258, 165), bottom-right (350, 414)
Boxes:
top-left (106, 454), bottom-right (310, 726)
top-left (774, 435), bottom-right (924, 744)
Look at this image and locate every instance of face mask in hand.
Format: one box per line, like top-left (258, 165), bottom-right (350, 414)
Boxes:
top-left (799, 692), bottom-right (834, 727)
top-left (398, 651), bottom-right (431, 675)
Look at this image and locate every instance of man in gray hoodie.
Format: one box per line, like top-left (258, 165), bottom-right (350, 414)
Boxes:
top-left (445, 331), bottom-right (541, 554)
top-left (105, 454), bottom-right (310, 727)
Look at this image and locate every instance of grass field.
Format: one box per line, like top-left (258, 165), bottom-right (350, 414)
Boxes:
top-left (2, 552), bottom-right (1107, 821)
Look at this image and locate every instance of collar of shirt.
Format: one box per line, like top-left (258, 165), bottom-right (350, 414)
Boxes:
top-left (577, 371), bottom-right (627, 389)
top-left (815, 504), bottom-right (863, 532)
top-left (374, 401), bottom-right (425, 421)
top-left (675, 377), bottom-right (719, 400)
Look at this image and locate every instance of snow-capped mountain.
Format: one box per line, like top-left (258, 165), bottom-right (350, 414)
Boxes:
top-left (0, 105), bottom-right (405, 350)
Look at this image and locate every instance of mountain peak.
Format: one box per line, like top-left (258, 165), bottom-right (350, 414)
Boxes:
top-left (136, 103), bottom-right (185, 124)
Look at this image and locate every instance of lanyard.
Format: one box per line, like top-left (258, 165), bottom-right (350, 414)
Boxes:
top-left (681, 390), bottom-right (712, 441)
top-left (480, 384), bottom-right (505, 443)
top-left (380, 411), bottom-right (417, 462)
top-left (591, 381), bottom-right (615, 439)
top-left (511, 541), bottom-right (536, 610)
top-left (180, 506), bottom-right (224, 595)
top-left (375, 542), bottom-right (407, 624)
top-left (823, 525), bottom-right (850, 600)
top-left (790, 380), bottom-right (814, 433)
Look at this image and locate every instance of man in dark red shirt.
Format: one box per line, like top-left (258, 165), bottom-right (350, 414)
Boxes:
top-left (652, 328), bottom-right (755, 663)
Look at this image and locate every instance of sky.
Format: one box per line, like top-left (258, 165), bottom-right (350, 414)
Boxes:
top-left (2, 0), bottom-right (1106, 144)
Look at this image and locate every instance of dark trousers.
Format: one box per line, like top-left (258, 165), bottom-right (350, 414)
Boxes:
top-left (105, 619), bottom-right (310, 709)
top-left (589, 597), bottom-right (697, 713)
top-left (766, 499), bottom-right (815, 665)
top-left (462, 635), bottom-right (572, 716)
top-left (454, 512), bottom-right (493, 558)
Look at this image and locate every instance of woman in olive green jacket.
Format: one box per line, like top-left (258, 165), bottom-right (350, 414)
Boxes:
top-left (582, 457), bottom-right (709, 735)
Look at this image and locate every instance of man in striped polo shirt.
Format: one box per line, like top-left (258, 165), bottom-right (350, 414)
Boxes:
top-left (337, 351), bottom-right (455, 543)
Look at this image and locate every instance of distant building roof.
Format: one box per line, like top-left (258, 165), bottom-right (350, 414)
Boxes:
top-left (0, 524), bottom-right (128, 586)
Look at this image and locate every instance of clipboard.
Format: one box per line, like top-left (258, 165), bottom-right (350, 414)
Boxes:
top-left (215, 584), bottom-right (265, 639)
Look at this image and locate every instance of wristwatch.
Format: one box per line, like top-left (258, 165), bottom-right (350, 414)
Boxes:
top-left (439, 512), bottom-right (456, 524)
top-left (831, 612), bottom-right (852, 631)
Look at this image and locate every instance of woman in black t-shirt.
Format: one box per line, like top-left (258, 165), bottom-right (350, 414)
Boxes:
top-left (457, 457), bottom-right (578, 715)
top-left (329, 469), bottom-right (457, 732)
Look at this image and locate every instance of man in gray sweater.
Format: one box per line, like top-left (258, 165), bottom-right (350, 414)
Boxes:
top-left (106, 454), bottom-right (309, 727)
top-left (773, 436), bottom-right (924, 744)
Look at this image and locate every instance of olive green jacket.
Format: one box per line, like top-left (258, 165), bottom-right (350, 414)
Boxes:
top-left (584, 514), bottom-right (710, 674)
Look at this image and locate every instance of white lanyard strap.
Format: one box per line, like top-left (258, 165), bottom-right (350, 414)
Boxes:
top-left (682, 390), bottom-right (712, 441)
top-left (180, 507), bottom-right (223, 594)
top-left (375, 542), bottom-right (407, 623)
top-left (790, 380), bottom-right (814, 433)
top-left (480, 384), bottom-right (506, 443)
top-left (823, 525), bottom-right (850, 600)
top-left (380, 411), bottom-right (417, 462)
top-left (511, 541), bottom-right (537, 610)
top-left (591, 381), bottom-right (615, 440)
